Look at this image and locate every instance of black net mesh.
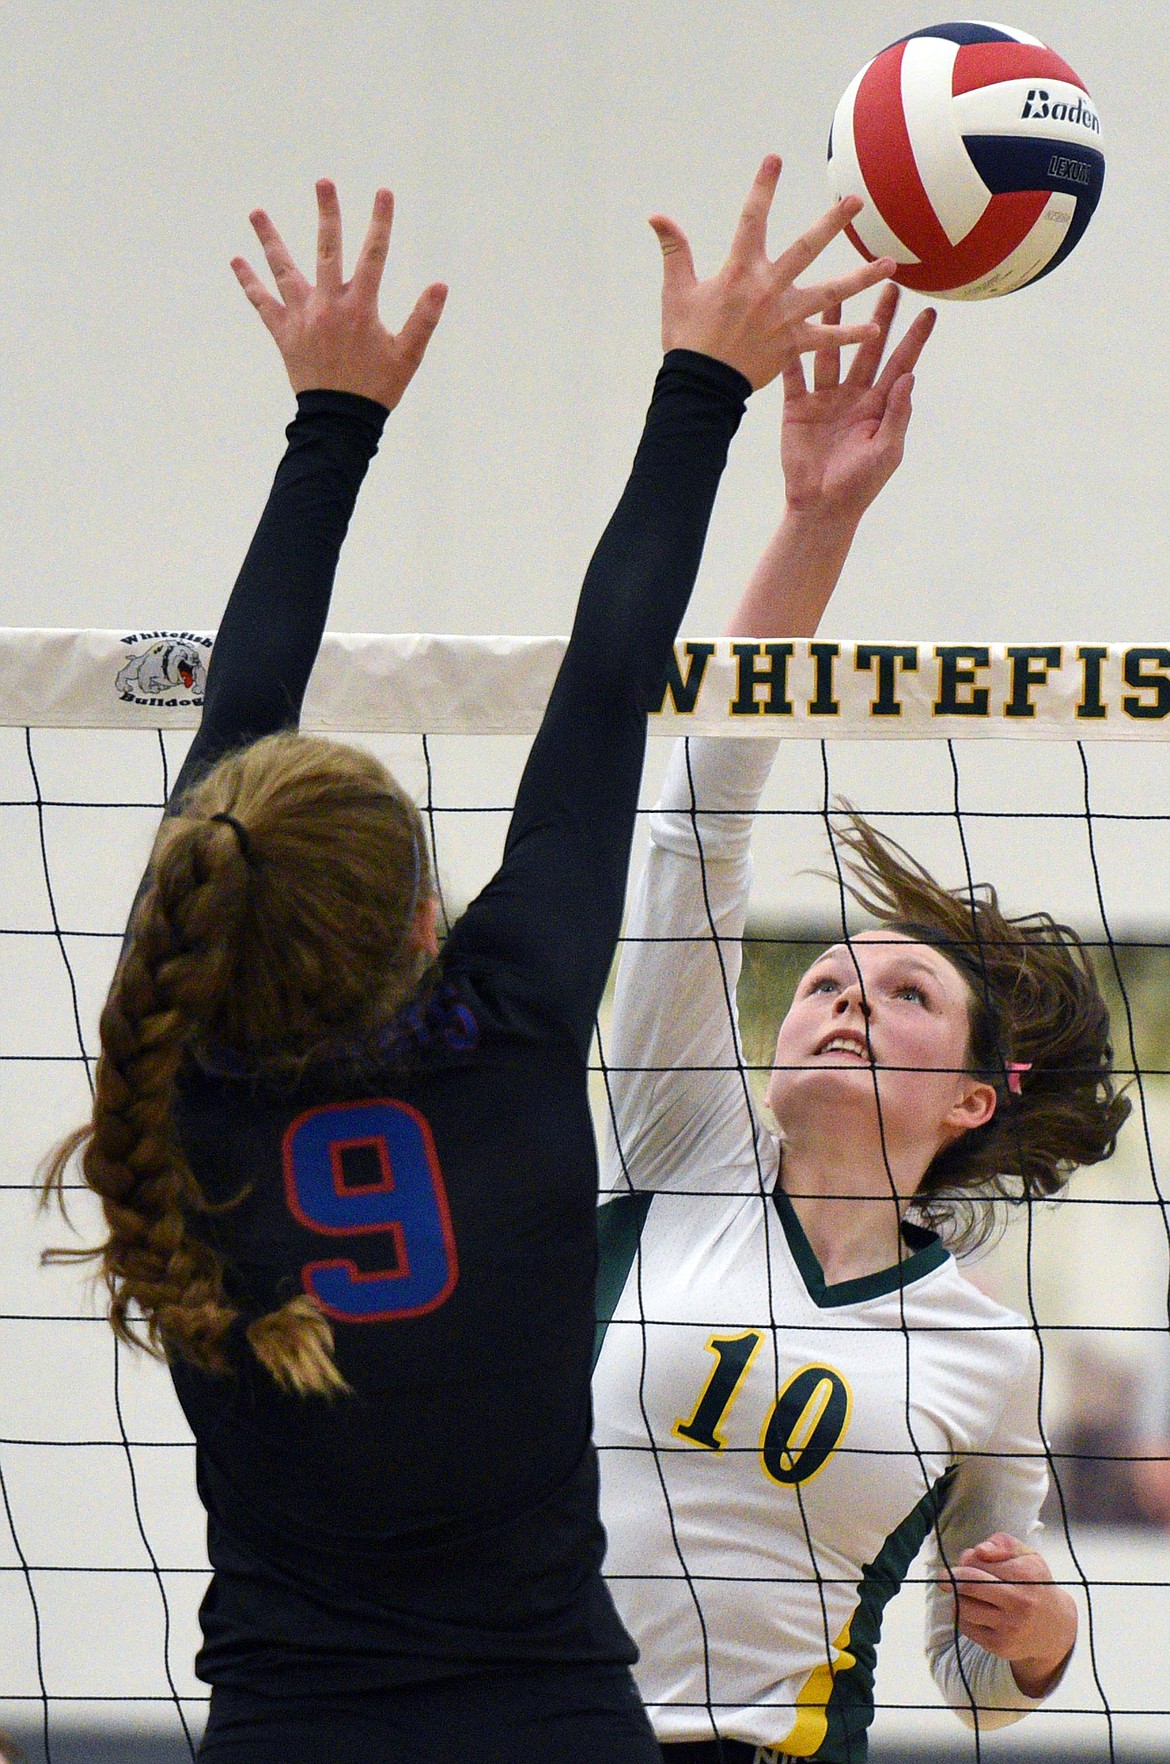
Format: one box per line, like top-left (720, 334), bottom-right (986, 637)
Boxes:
top-left (1, 715), bottom-right (1167, 1762)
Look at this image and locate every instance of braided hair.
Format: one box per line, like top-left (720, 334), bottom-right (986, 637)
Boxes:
top-left (42, 732), bottom-right (433, 1396)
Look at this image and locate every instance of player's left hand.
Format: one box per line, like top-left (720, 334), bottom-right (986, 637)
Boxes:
top-left (650, 158), bottom-right (897, 392)
top-left (781, 285), bottom-right (936, 528)
top-left (231, 179), bottom-right (448, 411)
top-left (946, 1532), bottom-right (1078, 1698)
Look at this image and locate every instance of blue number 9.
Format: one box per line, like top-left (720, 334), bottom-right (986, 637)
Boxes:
top-left (282, 1099), bottom-right (458, 1321)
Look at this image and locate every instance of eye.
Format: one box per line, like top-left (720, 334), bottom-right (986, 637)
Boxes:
top-left (895, 982), bottom-right (929, 1005)
top-left (806, 975), bottom-right (839, 995)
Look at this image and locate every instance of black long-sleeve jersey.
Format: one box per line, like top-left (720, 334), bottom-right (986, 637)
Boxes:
top-left (160, 355), bottom-right (749, 1694)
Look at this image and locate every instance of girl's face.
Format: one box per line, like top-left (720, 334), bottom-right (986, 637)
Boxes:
top-left (766, 930), bottom-right (997, 1178)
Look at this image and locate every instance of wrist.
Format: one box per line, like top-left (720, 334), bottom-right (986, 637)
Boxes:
top-left (661, 348), bottom-right (753, 404)
top-left (1011, 1647), bottom-right (1071, 1698)
top-left (294, 388), bottom-right (391, 430)
top-left (776, 504), bottom-right (860, 586)
top-left (1010, 1595), bottom-right (1078, 1698)
top-left (781, 500), bottom-right (864, 546)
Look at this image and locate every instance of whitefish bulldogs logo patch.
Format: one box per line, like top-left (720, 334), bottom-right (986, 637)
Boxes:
top-left (116, 632), bottom-right (211, 707)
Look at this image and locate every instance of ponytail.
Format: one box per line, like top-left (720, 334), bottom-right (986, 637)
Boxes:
top-left (246, 1296), bottom-right (349, 1398)
top-left (44, 812), bottom-right (249, 1371)
top-left (43, 732), bottom-right (433, 1396)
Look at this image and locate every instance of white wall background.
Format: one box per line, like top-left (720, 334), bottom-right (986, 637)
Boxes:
top-left (0, 1), bottom-right (1166, 650)
top-left (2, 0), bottom-right (1170, 1753)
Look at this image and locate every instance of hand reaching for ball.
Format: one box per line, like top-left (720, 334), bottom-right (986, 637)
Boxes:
top-left (649, 157), bottom-right (896, 392)
top-left (780, 283), bottom-right (937, 530)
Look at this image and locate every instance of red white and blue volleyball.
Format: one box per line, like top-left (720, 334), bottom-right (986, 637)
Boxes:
top-left (828, 21), bottom-right (1104, 299)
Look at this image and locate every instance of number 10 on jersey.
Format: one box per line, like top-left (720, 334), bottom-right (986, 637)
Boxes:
top-left (673, 1332), bottom-right (852, 1488)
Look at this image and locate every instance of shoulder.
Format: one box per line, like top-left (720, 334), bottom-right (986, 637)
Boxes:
top-left (916, 1258), bottom-right (1040, 1376)
top-left (931, 1259), bottom-right (1024, 1323)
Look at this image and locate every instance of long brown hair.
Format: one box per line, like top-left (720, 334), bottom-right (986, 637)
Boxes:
top-left (42, 731), bottom-right (433, 1396)
top-left (830, 811), bottom-right (1130, 1252)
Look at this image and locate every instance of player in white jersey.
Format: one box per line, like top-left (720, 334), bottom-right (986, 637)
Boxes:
top-left (592, 288), bottom-right (1129, 1763)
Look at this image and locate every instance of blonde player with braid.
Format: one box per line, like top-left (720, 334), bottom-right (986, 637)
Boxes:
top-left (593, 290), bottom-right (1128, 1762)
top-left (44, 168), bottom-right (896, 1762)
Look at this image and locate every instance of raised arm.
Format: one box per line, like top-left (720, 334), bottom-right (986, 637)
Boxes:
top-left (603, 288), bottom-right (933, 1191)
top-left (168, 181), bottom-right (446, 807)
top-left (449, 160), bottom-right (895, 1057)
top-left (729, 283), bottom-right (934, 641)
top-left (602, 731), bottom-right (777, 1196)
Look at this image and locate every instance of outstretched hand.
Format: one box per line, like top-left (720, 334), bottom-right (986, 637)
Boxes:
top-left (781, 284), bottom-right (936, 526)
top-left (947, 1532), bottom-right (1078, 1698)
top-left (650, 157), bottom-right (896, 392)
top-left (232, 180), bottom-right (448, 411)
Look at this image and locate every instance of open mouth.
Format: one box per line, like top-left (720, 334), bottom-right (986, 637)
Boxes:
top-left (814, 1034), bottom-right (870, 1061)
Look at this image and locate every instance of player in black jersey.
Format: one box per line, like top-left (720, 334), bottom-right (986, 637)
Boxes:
top-left (44, 172), bottom-right (894, 1763)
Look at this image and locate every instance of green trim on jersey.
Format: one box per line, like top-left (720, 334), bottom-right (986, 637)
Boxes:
top-left (772, 1188), bottom-right (949, 1310)
top-left (594, 1192), bottom-right (653, 1370)
top-left (810, 1464), bottom-right (958, 1762)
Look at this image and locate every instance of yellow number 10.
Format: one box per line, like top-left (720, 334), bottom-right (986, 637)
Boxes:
top-left (673, 1331), bottom-right (852, 1488)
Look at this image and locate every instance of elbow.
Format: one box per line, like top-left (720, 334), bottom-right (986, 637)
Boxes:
top-left (950, 1701), bottom-right (1030, 1733)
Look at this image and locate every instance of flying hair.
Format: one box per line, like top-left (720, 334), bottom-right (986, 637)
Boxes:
top-left (41, 731), bottom-right (435, 1397)
top-left (829, 809), bottom-right (1131, 1252)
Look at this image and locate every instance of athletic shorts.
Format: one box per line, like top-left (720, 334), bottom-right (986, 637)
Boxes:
top-left (197, 1662), bottom-right (662, 1764)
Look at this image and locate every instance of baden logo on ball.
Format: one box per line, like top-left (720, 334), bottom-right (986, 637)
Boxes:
top-left (828, 20), bottom-right (1105, 299)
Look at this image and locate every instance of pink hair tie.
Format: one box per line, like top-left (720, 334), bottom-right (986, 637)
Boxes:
top-left (1005, 1061), bottom-right (1032, 1096)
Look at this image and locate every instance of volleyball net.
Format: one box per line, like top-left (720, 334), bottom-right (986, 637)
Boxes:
top-left (1, 629), bottom-right (1168, 1762)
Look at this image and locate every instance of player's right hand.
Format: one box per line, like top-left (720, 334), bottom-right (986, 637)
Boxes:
top-left (649, 158), bottom-right (895, 392)
top-left (231, 179), bottom-right (448, 412)
top-left (947, 1532), bottom-right (1078, 1696)
top-left (780, 284), bottom-right (937, 527)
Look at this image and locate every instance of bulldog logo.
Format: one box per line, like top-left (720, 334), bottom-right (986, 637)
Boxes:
top-left (116, 632), bottom-right (211, 707)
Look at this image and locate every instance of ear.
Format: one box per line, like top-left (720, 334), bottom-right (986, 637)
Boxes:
top-left (940, 1077), bottom-right (997, 1145)
top-left (409, 893), bottom-right (441, 960)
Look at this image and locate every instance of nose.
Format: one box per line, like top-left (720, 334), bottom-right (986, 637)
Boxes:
top-left (833, 985), bottom-right (870, 1019)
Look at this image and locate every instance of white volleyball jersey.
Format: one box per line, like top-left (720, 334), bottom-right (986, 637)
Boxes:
top-left (593, 736), bottom-right (1052, 1758)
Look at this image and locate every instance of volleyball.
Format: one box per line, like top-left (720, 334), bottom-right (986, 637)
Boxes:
top-left (827, 21), bottom-right (1105, 299)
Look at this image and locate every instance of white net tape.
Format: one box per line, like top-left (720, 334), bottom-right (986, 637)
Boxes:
top-left (5, 630), bottom-right (1170, 740)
